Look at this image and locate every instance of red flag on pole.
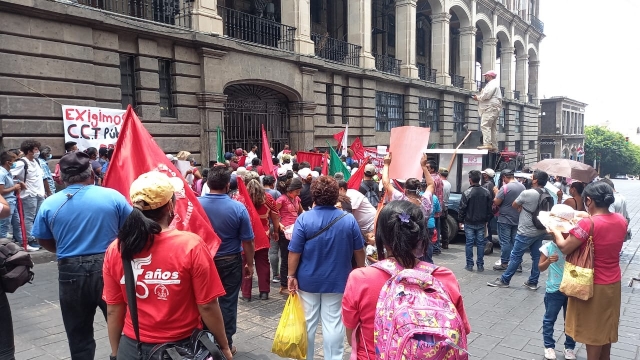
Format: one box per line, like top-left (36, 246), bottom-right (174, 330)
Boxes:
top-left (347, 156), bottom-right (370, 190)
top-left (333, 130), bottom-right (345, 147)
top-left (103, 106), bottom-right (222, 257)
top-left (235, 177), bottom-right (270, 251)
top-left (350, 137), bottom-right (365, 161)
top-left (296, 151), bottom-right (324, 169)
top-left (321, 152), bottom-right (328, 176)
top-left (261, 125), bottom-right (275, 177)
top-left (17, 197), bottom-right (27, 250)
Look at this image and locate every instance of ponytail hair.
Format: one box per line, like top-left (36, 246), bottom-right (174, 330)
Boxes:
top-left (118, 200), bottom-right (171, 261)
top-left (375, 200), bottom-right (427, 268)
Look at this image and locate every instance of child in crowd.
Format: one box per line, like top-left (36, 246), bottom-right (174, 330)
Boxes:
top-left (364, 232), bottom-right (377, 266)
top-left (539, 239), bottom-right (577, 360)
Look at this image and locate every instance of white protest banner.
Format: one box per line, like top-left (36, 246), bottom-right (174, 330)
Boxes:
top-left (62, 105), bottom-right (126, 150)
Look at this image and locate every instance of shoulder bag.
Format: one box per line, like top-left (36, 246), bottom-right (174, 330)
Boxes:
top-left (559, 218), bottom-right (594, 301)
top-left (123, 258), bottom-right (225, 360)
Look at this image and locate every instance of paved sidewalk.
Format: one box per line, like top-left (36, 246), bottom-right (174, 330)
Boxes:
top-left (7, 180), bottom-right (640, 360)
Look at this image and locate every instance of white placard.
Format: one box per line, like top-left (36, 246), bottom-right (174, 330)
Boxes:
top-left (62, 105), bottom-right (126, 150)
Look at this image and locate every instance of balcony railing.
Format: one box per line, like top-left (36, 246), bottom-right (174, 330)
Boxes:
top-left (513, 90), bottom-right (521, 100)
top-left (218, 6), bottom-right (296, 51)
top-left (374, 54), bottom-right (401, 75)
top-left (450, 74), bottom-right (465, 89)
top-left (500, 87), bottom-right (505, 97)
top-left (77, 0), bottom-right (192, 28)
top-left (311, 33), bottom-right (361, 67)
top-left (529, 14), bottom-right (544, 33)
top-left (417, 64), bottom-right (437, 82)
top-left (528, 94), bottom-right (534, 104)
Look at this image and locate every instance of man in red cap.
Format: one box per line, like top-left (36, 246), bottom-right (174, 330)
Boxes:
top-left (473, 70), bottom-right (503, 151)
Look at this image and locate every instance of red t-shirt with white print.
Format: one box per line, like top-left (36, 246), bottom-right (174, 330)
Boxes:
top-left (102, 229), bottom-right (225, 343)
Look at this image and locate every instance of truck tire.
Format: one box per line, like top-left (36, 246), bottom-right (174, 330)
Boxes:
top-left (446, 214), bottom-right (459, 244)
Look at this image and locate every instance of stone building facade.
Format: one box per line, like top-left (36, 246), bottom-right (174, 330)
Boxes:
top-left (539, 97), bottom-right (587, 162)
top-left (0, 0), bottom-right (544, 165)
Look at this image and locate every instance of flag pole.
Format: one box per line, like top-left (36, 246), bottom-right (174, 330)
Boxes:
top-left (17, 196), bottom-right (27, 250)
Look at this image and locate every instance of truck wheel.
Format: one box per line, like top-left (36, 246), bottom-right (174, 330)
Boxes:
top-left (446, 214), bottom-right (459, 244)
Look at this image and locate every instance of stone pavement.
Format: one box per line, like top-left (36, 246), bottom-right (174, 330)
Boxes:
top-left (6, 180), bottom-right (640, 360)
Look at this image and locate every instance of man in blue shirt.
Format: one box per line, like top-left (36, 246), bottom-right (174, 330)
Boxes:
top-left (0, 151), bottom-right (25, 247)
top-left (198, 165), bottom-right (254, 355)
top-left (32, 151), bottom-right (132, 360)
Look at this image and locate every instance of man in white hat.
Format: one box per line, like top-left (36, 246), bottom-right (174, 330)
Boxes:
top-left (473, 70), bottom-right (502, 151)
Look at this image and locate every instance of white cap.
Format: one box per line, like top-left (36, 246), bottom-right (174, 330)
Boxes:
top-left (277, 167), bottom-right (288, 177)
top-left (298, 168), bottom-right (312, 179)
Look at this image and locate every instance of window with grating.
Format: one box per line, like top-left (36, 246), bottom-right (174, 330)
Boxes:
top-left (453, 102), bottom-right (465, 132)
top-left (375, 91), bottom-right (404, 132)
top-left (120, 54), bottom-right (136, 109)
top-left (419, 97), bottom-right (439, 131)
top-left (159, 59), bottom-right (175, 117)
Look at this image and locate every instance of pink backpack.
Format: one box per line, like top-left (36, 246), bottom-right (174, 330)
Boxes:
top-left (371, 260), bottom-right (469, 360)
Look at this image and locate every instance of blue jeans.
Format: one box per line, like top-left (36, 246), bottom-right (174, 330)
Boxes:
top-left (21, 196), bottom-right (43, 243)
top-left (58, 254), bottom-right (107, 360)
top-left (0, 200), bottom-right (21, 243)
top-left (213, 253), bottom-right (242, 347)
top-left (464, 223), bottom-right (486, 267)
top-left (433, 217), bottom-right (442, 252)
top-left (543, 291), bottom-right (576, 349)
top-left (497, 222), bottom-right (518, 265)
top-left (500, 233), bottom-right (545, 285)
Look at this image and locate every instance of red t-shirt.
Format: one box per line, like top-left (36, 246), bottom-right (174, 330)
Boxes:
top-left (569, 213), bottom-right (627, 284)
top-left (257, 193), bottom-right (279, 231)
top-left (342, 265), bottom-right (471, 360)
top-left (276, 195), bottom-right (300, 227)
top-left (102, 229), bottom-right (226, 343)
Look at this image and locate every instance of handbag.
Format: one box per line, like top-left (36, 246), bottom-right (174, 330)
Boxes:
top-left (559, 218), bottom-right (594, 301)
top-left (491, 186), bottom-right (507, 217)
top-left (123, 258), bottom-right (226, 360)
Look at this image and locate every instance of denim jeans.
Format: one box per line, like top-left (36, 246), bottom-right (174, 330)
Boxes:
top-left (269, 238), bottom-right (280, 278)
top-left (497, 223), bottom-right (518, 265)
top-left (500, 233), bottom-right (545, 285)
top-left (213, 253), bottom-right (242, 347)
top-left (298, 291), bottom-right (345, 360)
top-left (58, 254), bottom-right (107, 360)
top-left (543, 291), bottom-right (576, 349)
top-left (419, 228), bottom-right (434, 264)
top-left (485, 214), bottom-right (494, 243)
top-left (0, 287), bottom-right (14, 360)
top-left (433, 217), bottom-right (442, 252)
top-left (464, 223), bottom-right (486, 267)
top-left (21, 195), bottom-right (43, 243)
top-left (0, 200), bottom-right (21, 244)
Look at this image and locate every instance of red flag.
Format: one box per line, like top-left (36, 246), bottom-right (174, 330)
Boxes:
top-left (103, 106), bottom-right (222, 257)
top-left (261, 125), bottom-right (275, 177)
top-left (235, 177), bottom-right (270, 251)
top-left (333, 130), bottom-right (345, 147)
top-left (351, 137), bottom-right (365, 161)
top-left (321, 152), bottom-right (328, 176)
top-left (347, 156), bottom-right (370, 190)
top-left (238, 155), bottom-right (247, 167)
top-left (296, 151), bottom-right (323, 169)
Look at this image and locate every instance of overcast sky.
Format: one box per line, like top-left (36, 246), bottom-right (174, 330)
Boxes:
top-left (538, 0), bottom-right (640, 136)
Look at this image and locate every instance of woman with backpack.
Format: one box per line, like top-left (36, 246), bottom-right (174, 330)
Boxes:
top-left (342, 200), bottom-right (471, 359)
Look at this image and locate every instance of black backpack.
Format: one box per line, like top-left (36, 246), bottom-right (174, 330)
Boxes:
top-left (0, 239), bottom-right (34, 293)
top-left (523, 188), bottom-right (554, 230)
top-left (362, 181), bottom-right (380, 207)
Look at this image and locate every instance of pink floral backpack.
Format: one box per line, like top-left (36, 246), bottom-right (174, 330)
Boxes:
top-left (371, 259), bottom-right (469, 360)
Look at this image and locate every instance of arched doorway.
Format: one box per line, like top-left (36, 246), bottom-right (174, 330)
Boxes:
top-left (223, 84), bottom-right (290, 154)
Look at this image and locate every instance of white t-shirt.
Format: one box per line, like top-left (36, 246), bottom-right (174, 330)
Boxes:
top-left (11, 158), bottom-right (45, 198)
top-left (365, 244), bottom-right (377, 266)
top-left (346, 189), bottom-right (376, 233)
top-left (246, 151), bottom-right (257, 164)
top-left (201, 183), bottom-right (210, 197)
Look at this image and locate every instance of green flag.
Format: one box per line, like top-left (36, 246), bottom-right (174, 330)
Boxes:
top-left (216, 126), bottom-right (224, 163)
top-left (326, 141), bottom-right (351, 181)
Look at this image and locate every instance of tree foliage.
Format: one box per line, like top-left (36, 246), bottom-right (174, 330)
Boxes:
top-left (584, 126), bottom-right (640, 176)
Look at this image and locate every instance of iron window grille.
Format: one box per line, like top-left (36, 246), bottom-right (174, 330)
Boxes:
top-left (326, 84), bottom-right (334, 124)
top-left (453, 102), bottom-right (465, 132)
top-left (119, 54), bottom-right (136, 110)
top-left (514, 140), bottom-right (522, 152)
top-left (342, 87), bottom-right (349, 125)
top-left (158, 59), bottom-right (174, 117)
top-left (514, 109), bottom-right (522, 133)
top-left (419, 97), bottom-right (439, 131)
top-left (311, 33), bottom-right (361, 66)
top-left (376, 91), bottom-right (404, 132)
top-left (498, 108), bottom-right (506, 133)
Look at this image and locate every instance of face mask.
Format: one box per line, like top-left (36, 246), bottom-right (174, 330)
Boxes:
top-left (46, 154), bottom-right (52, 160)
top-left (33, 151), bottom-right (40, 158)
top-left (10, 163), bottom-right (16, 169)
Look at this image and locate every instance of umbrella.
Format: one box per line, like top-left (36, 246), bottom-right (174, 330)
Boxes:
top-left (531, 158), bottom-right (598, 183)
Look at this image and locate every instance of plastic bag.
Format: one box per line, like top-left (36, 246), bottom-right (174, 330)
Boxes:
top-left (272, 293), bottom-right (308, 359)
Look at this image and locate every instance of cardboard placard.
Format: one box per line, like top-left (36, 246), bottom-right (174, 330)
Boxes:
top-left (388, 126), bottom-right (431, 180)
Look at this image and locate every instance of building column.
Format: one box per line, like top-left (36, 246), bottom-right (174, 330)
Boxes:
top-left (190, 0), bottom-right (223, 35)
top-left (500, 46), bottom-right (514, 98)
top-left (515, 54), bottom-right (528, 100)
top-left (395, 0), bottom-right (418, 78)
top-left (431, 13), bottom-right (451, 85)
top-left (458, 26), bottom-right (476, 90)
top-left (528, 60), bottom-right (540, 102)
top-left (348, 0), bottom-right (375, 68)
top-left (481, 38), bottom-right (498, 75)
top-left (281, 0), bottom-right (314, 55)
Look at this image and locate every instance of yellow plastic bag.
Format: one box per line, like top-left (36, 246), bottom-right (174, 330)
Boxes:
top-left (271, 293), bottom-right (308, 359)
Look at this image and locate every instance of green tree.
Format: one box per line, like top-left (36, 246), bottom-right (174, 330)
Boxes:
top-left (584, 126), bottom-right (640, 176)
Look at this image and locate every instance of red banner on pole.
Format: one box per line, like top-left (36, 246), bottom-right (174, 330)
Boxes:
top-left (261, 125), bottom-right (276, 177)
top-left (296, 151), bottom-right (324, 169)
top-left (351, 137), bottom-right (365, 161)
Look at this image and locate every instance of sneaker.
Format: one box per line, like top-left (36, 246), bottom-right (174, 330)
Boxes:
top-left (493, 263), bottom-right (508, 271)
top-left (26, 245), bottom-right (40, 252)
top-left (477, 265), bottom-right (485, 272)
top-left (544, 348), bottom-right (556, 359)
top-left (516, 264), bottom-right (523, 272)
top-left (523, 281), bottom-right (539, 290)
top-left (563, 348), bottom-right (576, 360)
top-left (487, 278), bottom-right (509, 288)
top-left (272, 276), bottom-right (280, 283)
top-left (27, 242), bottom-right (41, 250)
top-left (494, 259), bottom-right (502, 266)
top-left (464, 265), bottom-right (473, 271)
